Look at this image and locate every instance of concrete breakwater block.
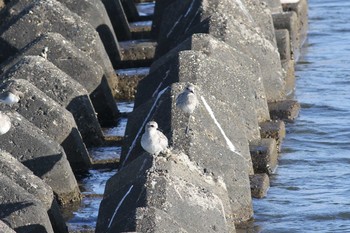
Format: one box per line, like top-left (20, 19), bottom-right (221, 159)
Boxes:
top-left (115, 67), bottom-right (149, 100)
top-left (259, 120), bottom-right (286, 151)
top-left (275, 29), bottom-right (292, 61)
top-left (119, 84), bottom-right (253, 225)
top-left (0, 220), bottom-right (16, 233)
top-left (261, 0), bottom-right (283, 13)
top-left (0, 111), bottom-right (81, 205)
top-left (101, 0), bottom-right (132, 41)
top-left (0, 32), bottom-right (120, 127)
top-left (268, 99), bottom-right (300, 121)
top-left (154, 0), bottom-right (286, 102)
top-left (144, 33), bottom-right (270, 123)
top-left (1, 55), bottom-right (104, 147)
top-left (0, 79), bottom-right (91, 169)
top-left (241, 0), bottom-right (278, 45)
top-left (119, 40), bottom-right (157, 69)
top-left (0, 172), bottom-right (54, 233)
top-left (282, 59), bottom-right (296, 97)
top-left (97, 152), bottom-right (235, 233)
top-left (0, 151), bottom-right (67, 233)
top-left (60, 0), bottom-right (121, 67)
top-left (249, 138), bottom-right (278, 174)
top-left (250, 173), bottom-right (270, 198)
top-left (131, 52), bottom-right (254, 173)
top-left (0, 0), bottom-right (121, 67)
top-left (272, 11), bottom-right (299, 60)
top-left (281, 0), bottom-right (308, 48)
top-left (0, 0), bottom-right (118, 96)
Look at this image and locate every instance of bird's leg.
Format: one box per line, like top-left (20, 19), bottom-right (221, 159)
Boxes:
top-left (185, 116), bottom-right (191, 135)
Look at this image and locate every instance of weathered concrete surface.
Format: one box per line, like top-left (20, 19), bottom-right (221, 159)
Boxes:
top-left (0, 0), bottom-right (118, 96)
top-left (97, 152), bottom-right (235, 233)
top-left (273, 11), bottom-right (299, 60)
top-left (130, 24), bottom-right (152, 41)
top-left (101, 0), bottom-right (132, 41)
top-left (282, 58), bottom-right (296, 97)
top-left (151, 0), bottom-right (173, 39)
top-left (1, 55), bottom-right (104, 146)
top-left (281, 0), bottom-right (308, 48)
top-left (0, 111), bottom-right (80, 205)
top-left (250, 173), bottom-right (270, 198)
top-left (60, 0), bottom-right (121, 67)
top-left (261, 0), bottom-right (283, 13)
top-left (136, 47), bottom-right (263, 147)
top-left (0, 79), bottom-right (91, 169)
top-left (154, 0), bottom-right (286, 102)
top-left (115, 67), bottom-right (149, 100)
top-left (129, 52), bottom-right (254, 171)
top-left (259, 120), bottom-right (286, 151)
top-left (119, 84), bottom-right (253, 225)
top-left (275, 29), bottom-right (291, 61)
top-left (0, 220), bottom-right (16, 233)
top-left (119, 39), bottom-right (157, 68)
top-left (0, 32), bottom-right (119, 126)
top-left (275, 28), bottom-right (296, 96)
top-left (0, 172), bottom-right (54, 233)
top-left (0, 0), bottom-right (121, 67)
top-left (250, 138), bottom-right (278, 174)
top-left (242, 0), bottom-right (278, 45)
top-left (0, 150), bottom-right (67, 233)
top-left (268, 99), bottom-right (300, 121)
top-left (140, 33), bottom-right (270, 123)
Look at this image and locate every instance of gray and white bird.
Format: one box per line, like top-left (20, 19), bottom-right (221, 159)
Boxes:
top-left (141, 121), bottom-right (168, 156)
top-left (176, 84), bottom-right (198, 134)
top-left (0, 112), bottom-right (11, 135)
top-left (176, 84), bottom-right (198, 115)
top-left (0, 88), bottom-right (24, 105)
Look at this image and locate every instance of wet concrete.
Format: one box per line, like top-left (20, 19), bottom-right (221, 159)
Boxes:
top-left (64, 101), bottom-right (134, 231)
top-left (64, 169), bottom-right (117, 232)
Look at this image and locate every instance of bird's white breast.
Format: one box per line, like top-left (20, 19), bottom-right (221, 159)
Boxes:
top-left (0, 114), bottom-right (11, 135)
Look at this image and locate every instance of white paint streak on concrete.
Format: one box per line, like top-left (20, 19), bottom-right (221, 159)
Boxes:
top-left (201, 96), bottom-right (237, 153)
top-left (184, 0), bottom-right (196, 17)
top-left (107, 185), bottom-right (134, 229)
top-left (122, 87), bottom-right (169, 167)
top-left (167, 14), bottom-right (184, 38)
top-left (184, 8), bottom-right (200, 34)
top-left (235, 0), bottom-right (254, 22)
top-left (152, 70), bottom-right (170, 98)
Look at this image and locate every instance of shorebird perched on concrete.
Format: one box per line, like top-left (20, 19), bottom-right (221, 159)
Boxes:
top-left (141, 121), bottom-right (168, 156)
top-left (0, 112), bottom-right (11, 135)
top-left (176, 83), bottom-right (198, 115)
top-left (0, 88), bottom-right (24, 105)
top-left (176, 83), bottom-right (198, 134)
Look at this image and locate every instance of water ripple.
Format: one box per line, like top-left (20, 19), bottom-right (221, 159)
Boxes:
top-left (253, 0), bottom-right (350, 232)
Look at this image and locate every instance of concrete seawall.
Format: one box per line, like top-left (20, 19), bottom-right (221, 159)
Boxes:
top-left (0, 0), bottom-right (307, 232)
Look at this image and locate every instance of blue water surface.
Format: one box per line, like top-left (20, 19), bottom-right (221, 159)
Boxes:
top-left (253, 1), bottom-right (350, 232)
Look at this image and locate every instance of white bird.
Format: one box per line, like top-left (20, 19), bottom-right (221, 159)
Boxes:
top-left (176, 84), bottom-right (198, 134)
top-left (0, 112), bottom-right (11, 135)
top-left (141, 121), bottom-right (168, 156)
top-left (176, 84), bottom-right (198, 114)
top-left (0, 88), bottom-right (24, 105)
